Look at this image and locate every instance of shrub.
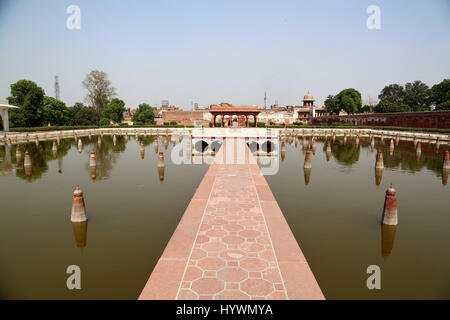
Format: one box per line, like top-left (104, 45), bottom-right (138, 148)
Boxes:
top-left (99, 118), bottom-right (110, 126)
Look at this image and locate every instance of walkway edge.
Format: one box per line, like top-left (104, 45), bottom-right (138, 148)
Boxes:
top-left (249, 163), bottom-right (324, 299)
top-left (138, 163), bottom-right (218, 300)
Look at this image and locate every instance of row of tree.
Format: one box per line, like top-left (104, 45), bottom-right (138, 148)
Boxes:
top-left (6, 70), bottom-right (155, 128)
top-left (324, 79), bottom-right (450, 114)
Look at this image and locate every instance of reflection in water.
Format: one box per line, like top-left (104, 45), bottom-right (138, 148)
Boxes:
top-left (158, 166), bottom-right (165, 182)
top-left (443, 169), bottom-right (448, 186)
top-left (329, 139), bottom-right (360, 166)
top-left (140, 142), bottom-right (145, 159)
top-left (375, 168), bottom-right (383, 186)
top-left (1, 135), bottom-right (449, 186)
top-left (90, 166), bottom-right (97, 180)
top-left (16, 145), bottom-right (22, 166)
top-left (381, 224), bottom-right (398, 258)
top-left (71, 221), bottom-right (88, 249)
top-left (58, 157), bottom-right (63, 174)
top-left (158, 151), bottom-right (165, 182)
top-left (326, 141), bottom-right (331, 162)
top-left (304, 167), bottom-right (311, 185)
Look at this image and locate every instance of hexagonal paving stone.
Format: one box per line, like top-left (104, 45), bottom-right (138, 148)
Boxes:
top-left (191, 278), bottom-right (224, 295)
top-left (267, 291), bottom-right (287, 300)
top-left (211, 218), bottom-right (228, 226)
top-left (259, 250), bottom-right (275, 261)
top-left (240, 279), bottom-right (274, 296)
top-left (238, 220), bottom-right (258, 227)
top-left (238, 230), bottom-right (261, 238)
top-left (215, 290), bottom-right (250, 300)
top-left (240, 242), bottom-right (264, 253)
top-left (206, 229), bottom-right (227, 238)
top-left (197, 257), bottom-right (225, 270)
top-left (202, 241), bottom-right (227, 252)
top-left (200, 223), bottom-right (212, 231)
top-left (184, 267), bottom-right (202, 281)
top-left (190, 249), bottom-right (207, 260)
top-left (223, 235), bottom-right (245, 245)
top-left (262, 268), bottom-right (282, 283)
top-left (240, 258), bottom-right (268, 271)
top-left (220, 249), bottom-right (246, 261)
top-left (196, 235), bottom-right (209, 244)
top-left (256, 236), bottom-right (270, 245)
top-left (178, 289), bottom-right (198, 300)
top-left (217, 267), bottom-right (248, 282)
top-left (223, 224), bottom-right (244, 232)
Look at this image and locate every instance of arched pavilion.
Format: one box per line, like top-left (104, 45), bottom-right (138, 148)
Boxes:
top-left (210, 104), bottom-right (261, 128)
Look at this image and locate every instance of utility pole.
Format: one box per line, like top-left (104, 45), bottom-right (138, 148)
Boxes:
top-left (264, 92), bottom-right (267, 109)
top-left (54, 76), bottom-right (60, 100)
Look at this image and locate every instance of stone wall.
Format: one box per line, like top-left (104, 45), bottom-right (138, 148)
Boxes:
top-left (162, 110), bottom-right (212, 126)
top-left (311, 111), bottom-right (450, 129)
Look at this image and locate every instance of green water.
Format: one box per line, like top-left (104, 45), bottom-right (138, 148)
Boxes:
top-left (0, 135), bottom-right (208, 299)
top-left (265, 136), bottom-right (450, 299)
top-left (0, 134), bottom-right (449, 299)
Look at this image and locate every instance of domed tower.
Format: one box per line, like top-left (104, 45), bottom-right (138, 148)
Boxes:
top-left (303, 92), bottom-right (315, 107)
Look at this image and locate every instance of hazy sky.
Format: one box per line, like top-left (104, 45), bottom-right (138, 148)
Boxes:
top-left (0, 0), bottom-right (449, 109)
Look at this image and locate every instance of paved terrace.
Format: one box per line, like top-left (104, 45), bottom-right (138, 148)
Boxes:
top-left (139, 138), bottom-right (324, 300)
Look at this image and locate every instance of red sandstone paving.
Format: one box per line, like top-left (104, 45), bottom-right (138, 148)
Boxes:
top-left (139, 139), bottom-right (324, 300)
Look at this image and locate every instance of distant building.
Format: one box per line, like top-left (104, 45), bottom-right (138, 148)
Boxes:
top-left (159, 92), bottom-right (328, 126)
top-left (293, 92), bottom-right (327, 123)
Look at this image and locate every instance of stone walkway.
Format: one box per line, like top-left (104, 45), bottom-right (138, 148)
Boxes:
top-left (139, 138), bottom-right (324, 300)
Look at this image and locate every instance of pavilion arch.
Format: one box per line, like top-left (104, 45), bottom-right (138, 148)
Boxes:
top-left (261, 140), bottom-right (276, 153)
top-left (210, 105), bottom-right (261, 128)
top-left (210, 140), bottom-right (222, 153)
top-left (194, 140), bottom-right (209, 153)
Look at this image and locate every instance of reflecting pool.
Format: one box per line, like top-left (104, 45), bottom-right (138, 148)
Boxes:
top-left (265, 136), bottom-right (450, 299)
top-left (0, 135), bottom-right (208, 299)
top-left (1, 133), bottom-right (449, 299)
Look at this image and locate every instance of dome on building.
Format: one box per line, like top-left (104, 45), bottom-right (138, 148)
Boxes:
top-left (303, 92), bottom-right (314, 101)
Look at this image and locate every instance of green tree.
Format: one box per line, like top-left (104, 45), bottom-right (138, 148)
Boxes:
top-left (429, 79), bottom-right (450, 111)
top-left (41, 96), bottom-right (70, 126)
top-left (335, 88), bottom-right (362, 114)
top-left (378, 84), bottom-right (405, 105)
top-left (82, 70), bottom-right (117, 112)
top-left (361, 105), bottom-right (372, 113)
top-left (68, 102), bottom-right (101, 125)
top-left (132, 103), bottom-right (155, 125)
top-left (324, 95), bottom-right (339, 115)
top-left (7, 80), bottom-right (45, 127)
top-left (99, 118), bottom-right (110, 126)
top-left (375, 83), bottom-right (409, 113)
top-left (102, 98), bottom-right (126, 123)
top-left (404, 80), bottom-right (430, 111)
top-left (374, 100), bottom-right (411, 113)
